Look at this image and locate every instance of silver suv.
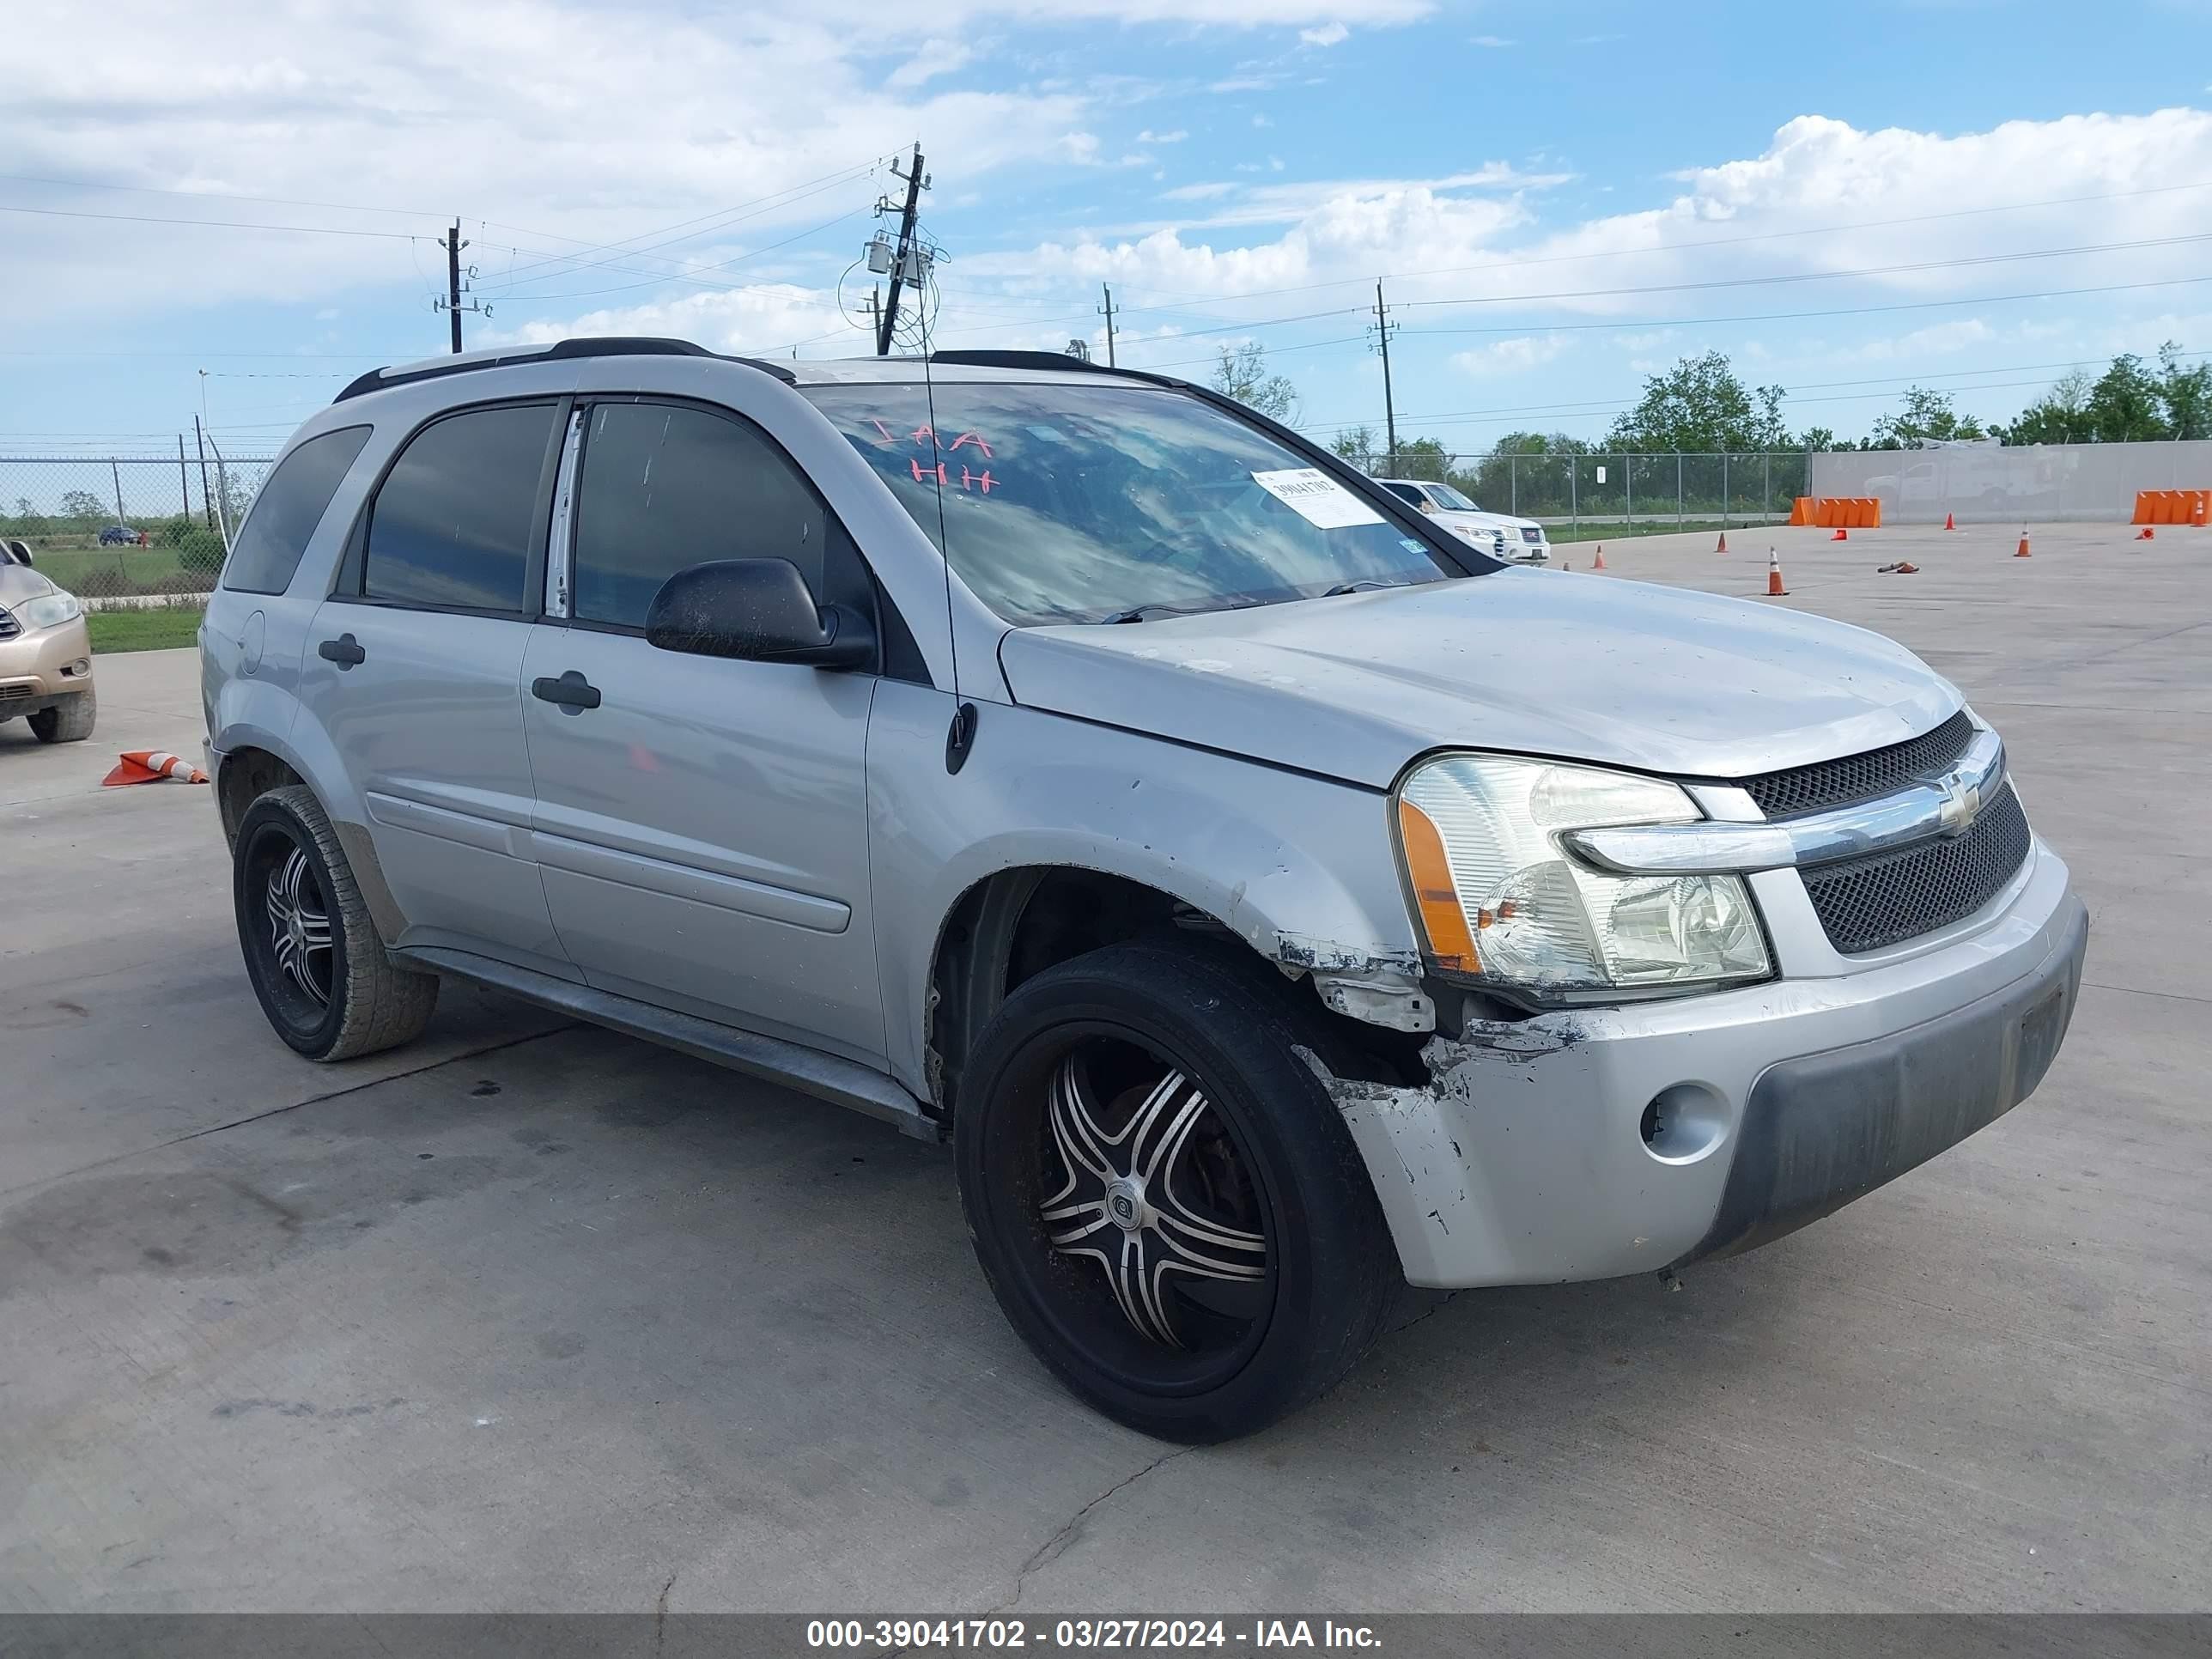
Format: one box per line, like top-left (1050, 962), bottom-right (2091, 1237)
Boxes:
top-left (200, 339), bottom-right (2087, 1442)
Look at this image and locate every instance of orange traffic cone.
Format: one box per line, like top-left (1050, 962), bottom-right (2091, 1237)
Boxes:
top-left (102, 750), bottom-right (209, 787)
top-left (1593, 544), bottom-right (1607, 570)
top-left (2194, 496), bottom-right (2208, 526)
top-left (2136, 526), bottom-right (2155, 540)
top-left (1943, 512), bottom-right (1956, 531)
top-left (1716, 531), bottom-right (1728, 554)
top-left (1765, 550), bottom-right (1788, 596)
top-left (1830, 527), bottom-right (1849, 541)
top-left (2014, 528), bottom-right (2032, 558)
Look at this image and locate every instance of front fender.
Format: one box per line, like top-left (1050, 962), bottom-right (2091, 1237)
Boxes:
top-left (866, 683), bottom-right (1424, 1098)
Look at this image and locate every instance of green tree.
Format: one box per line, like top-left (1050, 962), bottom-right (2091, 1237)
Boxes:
top-left (1209, 341), bottom-right (1298, 423)
top-left (1391, 436), bottom-right (1453, 481)
top-left (2158, 341), bottom-right (2212, 441)
top-left (60, 489), bottom-right (106, 523)
top-left (2082, 353), bottom-right (2169, 442)
top-left (2000, 368), bottom-right (2093, 444)
top-left (1798, 426), bottom-right (1840, 452)
top-left (1605, 351), bottom-right (1789, 453)
top-left (1329, 424), bottom-right (1379, 472)
top-left (1867, 386), bottom-right (1985, 449)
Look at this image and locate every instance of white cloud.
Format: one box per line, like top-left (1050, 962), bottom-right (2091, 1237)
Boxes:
top-left (1450, 334), bottom-right (1571, 374)
top-left (1253, 113), bottom-right (1273, 127)
top-left (1469, 33), bottom-right (1511, 46)
top-left (887, 39), bottom-right (975, 88)
top-left (1299, 21), bottom-right (1350, 46)
top-left (1138, 128), bottom-right (1189, 143)
top-left (1160, 181), bottom-right (1238, 201)
top-left (0, 0), bottom-right (1435, 331)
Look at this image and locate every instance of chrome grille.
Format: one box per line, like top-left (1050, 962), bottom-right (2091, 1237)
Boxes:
top-left (0, 606), bottom-right (18, 641)
top-left (1741, 710), bottom-right (1975, 820)
top-left (1803, 784), bottom-right (2032, 953)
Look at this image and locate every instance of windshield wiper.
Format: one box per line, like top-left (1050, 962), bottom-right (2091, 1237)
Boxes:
top-left (1323, 577), bottom-right (1407, 597)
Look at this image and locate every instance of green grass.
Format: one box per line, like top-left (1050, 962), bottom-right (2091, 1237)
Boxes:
top-left (40, 545), bottom-right (208, 593)
top-left (88, 606), bottom-right (204, 653)
top-left (1543, 517), bottom-right (1786, 544)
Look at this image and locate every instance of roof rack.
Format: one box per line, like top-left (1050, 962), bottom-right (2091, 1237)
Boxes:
top-left (927, 349), bottom-right (1180, 385)
top-left (331, 337), bottom-right (798, 404)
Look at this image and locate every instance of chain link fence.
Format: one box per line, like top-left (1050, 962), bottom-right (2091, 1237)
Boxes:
top-left (1361, 449), bottom-right (1814, 538)
top-left (1, 449), bottom-right (276, 598)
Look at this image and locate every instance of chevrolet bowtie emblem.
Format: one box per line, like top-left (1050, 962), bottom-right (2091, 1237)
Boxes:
top-left (1938, 772), bottom-right (1984, 835)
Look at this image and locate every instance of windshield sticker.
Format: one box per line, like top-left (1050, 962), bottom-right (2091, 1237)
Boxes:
top-left (1400, 538), bottom-right (1427, 554)
top-left (1250, 468), bottom-right (1386, 530)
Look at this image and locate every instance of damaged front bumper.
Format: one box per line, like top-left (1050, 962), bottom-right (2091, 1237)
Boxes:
top-left (1316, 840), bottom-right (2087, 1288)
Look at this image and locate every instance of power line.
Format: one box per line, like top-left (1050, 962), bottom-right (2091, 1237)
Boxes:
top-left (0, 202), bottom-right (424, 239)
top-left (934, 176), bottom-right (2212, 325)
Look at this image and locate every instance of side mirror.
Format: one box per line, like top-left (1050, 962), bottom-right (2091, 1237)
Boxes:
top-left (644, 558), bottom-right (875, 671)
top-left (5, 539), bottom-right (30, 566)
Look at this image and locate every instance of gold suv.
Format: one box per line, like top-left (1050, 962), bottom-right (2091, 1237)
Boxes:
top-left (0, 539), bottom-right (97, 743)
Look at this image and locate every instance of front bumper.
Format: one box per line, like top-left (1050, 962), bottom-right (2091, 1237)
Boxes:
top-left (1330, 838), bottom-right (2087, 1287)
top-left (0, 614), bottom-right (95, 715)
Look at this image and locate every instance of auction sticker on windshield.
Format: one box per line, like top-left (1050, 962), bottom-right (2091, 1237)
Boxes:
top-left (1249, 468), bottom-right (1386, 530)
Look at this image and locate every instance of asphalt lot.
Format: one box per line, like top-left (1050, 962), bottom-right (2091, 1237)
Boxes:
top-left (3, 521), bottom-right (2206, 1613)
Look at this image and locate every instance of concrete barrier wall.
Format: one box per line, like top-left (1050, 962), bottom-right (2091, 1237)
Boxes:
top-left (1811, 440), bottom-right (2212, 524)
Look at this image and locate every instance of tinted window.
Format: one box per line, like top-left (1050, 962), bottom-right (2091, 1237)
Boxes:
top-left (1379, 482), bottom-right (1425, 507)
top-left (805, 384), bottom-right (1462, 626)
top-left (365, 404), bottom-right (556, 611)
top-left (571, 401), bottom-right (840, 628)
top-left (220, 426), bottom-right (372, 594)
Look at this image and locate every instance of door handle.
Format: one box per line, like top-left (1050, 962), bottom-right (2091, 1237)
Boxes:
top-left (532, 670), bottom-right (602, 711)
top-left (317, 633), bottom-right (366, 669)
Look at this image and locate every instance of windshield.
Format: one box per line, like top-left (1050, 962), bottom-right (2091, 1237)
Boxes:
top-left (803, 381), bottom-right (1464, 624)
top-left (1427, 483), bottom-right (1480, 512)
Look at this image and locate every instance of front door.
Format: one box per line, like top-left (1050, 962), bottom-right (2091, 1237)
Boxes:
top-left (519, 398), bottom-right (884, 1064)
top-left (298, 398), bottom-right (574, 979)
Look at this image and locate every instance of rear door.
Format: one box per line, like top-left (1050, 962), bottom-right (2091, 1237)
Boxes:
top-left (297, 398), bottom-right (575, 979)
top-left (518, 397), bottom-right (885, 1063)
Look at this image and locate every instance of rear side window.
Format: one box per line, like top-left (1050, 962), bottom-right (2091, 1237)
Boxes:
top-left (364, 403), bottom-right (557, 611)
top-left (570, 400), bottom-right (850, 628)
top-left (220, 426), bottom-right (371, 595)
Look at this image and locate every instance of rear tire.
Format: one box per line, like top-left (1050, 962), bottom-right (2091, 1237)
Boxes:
top-left (955, 940), bottom-right (1401, 1443)
top-left (233, 784), bottom-right (439, 1061)
top-left (27, 687), bottom-right (96, 743)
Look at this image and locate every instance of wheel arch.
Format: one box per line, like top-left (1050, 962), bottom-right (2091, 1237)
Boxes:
top-left (924, 856), bottom-right (1424, 1121)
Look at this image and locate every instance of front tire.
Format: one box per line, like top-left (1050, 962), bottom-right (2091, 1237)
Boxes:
top-left (956, 941), bottom-right (1401, 1443)
top-left (232, 784), bottom-right (438, 1061)
top-left (28, 687), bottom-right (96, 743)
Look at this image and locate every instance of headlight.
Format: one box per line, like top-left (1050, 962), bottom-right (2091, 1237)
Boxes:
top-left (1395, 754), bottom-right (1771, 1000)
top-left (15, 591), bottom-right (82, 630)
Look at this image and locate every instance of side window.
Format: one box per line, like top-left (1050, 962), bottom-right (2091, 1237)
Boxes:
top-left (570, 401), bottom-right (857, 629)
top-left (220, 426), bottom-right (372, 595)
top-left (364, 403), bottom-right (557, 611)
top-left (1379, 482), bottom-right (1425, 507)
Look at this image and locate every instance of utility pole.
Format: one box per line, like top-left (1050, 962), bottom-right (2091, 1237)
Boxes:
top-left (194, 416), bottom-right (215, 531)
top-left (875, 144), bottom-right (929, 356)
top-left (435, 220), bottom-right (490, 352)
top-left (1370, 282), bottom-right (1399, 471)
top-left (1098, 284), bottom-right (1118, 367)
top-left (866, 287), bottom-right (880, 347)
top-left (178, 435), bottom-right (191, 526)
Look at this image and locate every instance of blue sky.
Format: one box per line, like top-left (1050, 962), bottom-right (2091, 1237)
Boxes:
top-left (3, 0), bottom-right (2203, 462)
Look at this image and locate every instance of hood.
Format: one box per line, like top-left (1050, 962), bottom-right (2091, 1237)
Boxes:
top-left (996, 568), bottom-right (1959, 788)
top-left (0, 562), bottom-right (59, 609)
top-left (1434, 507), bottom-right (1543, 537)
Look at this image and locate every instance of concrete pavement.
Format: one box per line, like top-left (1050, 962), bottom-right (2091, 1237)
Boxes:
top-left (2, 526), bottom-right (2205, 1613)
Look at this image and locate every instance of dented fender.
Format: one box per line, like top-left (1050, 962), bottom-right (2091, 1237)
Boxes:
top-left (865, 683), bottom-right (1429, 1100)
